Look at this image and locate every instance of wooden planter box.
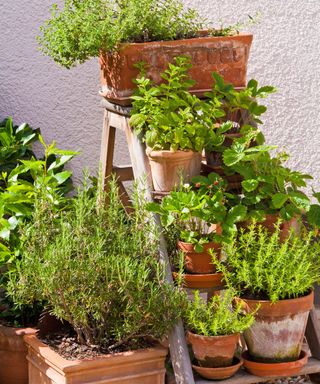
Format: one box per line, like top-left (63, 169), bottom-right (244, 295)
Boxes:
top-left (0, 325), bottom-right (37, 384)
top-left (99, 33), bottom-right (253, 105)
top-left (24, 334), bottom-right (168, 384)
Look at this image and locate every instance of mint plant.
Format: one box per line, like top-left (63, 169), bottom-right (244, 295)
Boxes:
top-left (185, 289), bottom-right (255, 336)
top-left (130, 57), bottom-right (209, 152)
top-left (217, 224), bottom-right (320, 302)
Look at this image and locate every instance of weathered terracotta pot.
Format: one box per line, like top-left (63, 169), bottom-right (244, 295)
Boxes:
top-left (192, 356), bottom-right (243, 380)
top-left (172, 271), bottom-right (224, 289)
top-left (242, 350), bottom-right (308, 377)
top-left (241, 291), bottom-right (314, 363)
top-left (99, 33), bottom-right (253, 105)
top-left (237, 213), bottom-right (300, 242)
top-left (24, 334), bottom-right (168, 384)
top-left (147, 149), bottom-right (202, 192)
top-left (177, 241), bottom-right (221, 274)
top-left (187, 331), bottom-right (240, 368)
top-left (0, 325), bottom-right (37, 384)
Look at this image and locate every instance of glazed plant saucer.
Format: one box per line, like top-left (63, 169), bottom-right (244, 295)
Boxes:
top-left (192, 357), bottom-right (243, 380)
top-left (242, 350), bottom-right (308, 377)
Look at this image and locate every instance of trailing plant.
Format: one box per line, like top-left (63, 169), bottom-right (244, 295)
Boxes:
top-left (130, 56), bottom-right (209, 152)
top-left (147, 177), bottom-right (247, 249)
top-left (185, 289), bottom-right (255, 337)
top-left (38, 0), bottom-right (204, 68)
top-left (217, 224), bottom-right (320, 302)
top-left (8, 177), bottom-right (186, 348)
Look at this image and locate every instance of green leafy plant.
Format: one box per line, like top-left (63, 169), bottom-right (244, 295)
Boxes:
top-left (8, 177), bottom-right (186, 348)
top-left (38, 0), bottom-right (205, 68)
top-left (147, 177), bottom-right (247, 249)
top-left (218, 224), bottom-right (320, 302)
top-left (130, 56), bottom-right (209, 152)
top-left (185, 289), bottom-right (255, 337)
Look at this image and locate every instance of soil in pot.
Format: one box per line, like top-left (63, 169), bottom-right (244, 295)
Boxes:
top-left (192, 356), bottom-right (243, 380)
top-left (99, 33), bottom-right (253, 105)
top-left (177, 241), bottom-right (221, 274)
top-left (241, 291), bottom-right (314, 363)
top-left (242, 350), bottom-right (308, 377)
top-left (187, 331), bottom-right (240, 368)
top-left (147, 149), bottom-right (202, 192)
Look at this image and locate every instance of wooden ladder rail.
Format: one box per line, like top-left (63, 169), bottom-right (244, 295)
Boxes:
top-left (99, 99), bottom-right (320, 384)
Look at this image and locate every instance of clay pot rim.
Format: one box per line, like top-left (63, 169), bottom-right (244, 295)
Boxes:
top-left (99, 32), bottom-right (253, 52)
top-left (177, 240), bottom-right (221, 251)
top-left (24, 334), bottom-right (168, 371)
top-left (192, 355), bottom-right (243, 371)
top-left (0, 324), bottom-right (38, 336)
top-left (146, 148), bottom-right (201, 158)
top-left (242, 349), bottom-right (308, 369)
top-left (240, 290), bottom-right (314, 318)
top-left (172, 271), bottom-right (224, 289)
top-left (187, 330), bottom-right (240, 342)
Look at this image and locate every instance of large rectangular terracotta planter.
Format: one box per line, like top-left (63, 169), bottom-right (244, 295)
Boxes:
top-left (24, 334), bottom-right (168, 384)
top-left (0, 325), bottom-right (37, 384)
top-left (99, 33), bottom-right (253, 105)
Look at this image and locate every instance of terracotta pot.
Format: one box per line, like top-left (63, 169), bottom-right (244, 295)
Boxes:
top-left (237, 213), bottom-right (300, 242)
top-left (242, 350), bottom-right (308, 377)
top-left (192, 356), bottom-right (243, 380)
top-left (241, 291), bottom-right (314, 363)
top-left (187, 331), bottom-right (240, 368)
top-left (177, 241), bottom-right (221, 274)
top-left (0, 325), bottom-right (37, 384)
top-left (147, 149), bottom-right (202, 192)
top-left (172, 271), bottom-right (224, 289)
top-left (99, 33), bottom-right (253, 105)
top-left (24, 334), bottom-right (168, 384)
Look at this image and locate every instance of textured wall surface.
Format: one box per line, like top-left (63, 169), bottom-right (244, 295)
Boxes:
top-left (0, 0), bottom-right (319, 188)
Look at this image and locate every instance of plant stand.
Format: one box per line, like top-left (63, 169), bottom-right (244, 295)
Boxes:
top-left (99, 98), bottom-right (320, 384)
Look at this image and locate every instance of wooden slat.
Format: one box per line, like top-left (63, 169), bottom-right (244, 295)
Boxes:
top-left (306, 309), bottom-right (320, 360)
top-left (112, 165), bottom-right (134, 181)
top-left (195, 358), bottom-right (320, 384)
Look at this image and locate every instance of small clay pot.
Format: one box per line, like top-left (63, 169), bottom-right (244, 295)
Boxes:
top-left (242, 350), bottom-right (308, 377)
top-left (172, 271), bottom-right (225, 289)
top-left (177, 241), bottom-right (221, 274)
top-left (147, 149), bottom-right (202, 192)
top-left (240, 291), bottom-right (314, 363)
top-left (187, 331), bottom-right (240, 368)
top-left (192, 356), bottom-right (243, 380)
top-left (237, 213), bottom-right (300, 242)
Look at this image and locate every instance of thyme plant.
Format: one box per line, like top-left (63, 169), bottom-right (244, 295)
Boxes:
top-left (218, 224), bottom-right (320, 302)
top-left (185, 289), bottom-right (255, 337)
top-left (8, 177), bottom-right (186, 348)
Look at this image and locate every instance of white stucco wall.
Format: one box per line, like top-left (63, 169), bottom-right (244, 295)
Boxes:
top-left (0, 0), bottom-right (319, 189)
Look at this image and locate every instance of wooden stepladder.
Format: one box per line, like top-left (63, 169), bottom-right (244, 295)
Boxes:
top-left (99, 98), bottom-right (320, 384)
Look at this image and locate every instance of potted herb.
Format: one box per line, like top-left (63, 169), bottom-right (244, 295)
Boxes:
top-left (8, 178), bottom-right (185, 384)
top-left (39, 0), bottom-right (254, 104)
top-left (147, 175), bottom-right (247, 274)
top-left (218, 224), bottom-right (320, 376)
top-left (185, 289), bottom-right (255, 380)
top-left (130, 57), bottom-right (208, 191)
top-left (0, 120), bottom-right (76, 384)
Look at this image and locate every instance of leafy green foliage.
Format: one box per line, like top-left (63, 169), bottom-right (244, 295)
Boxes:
top-left (38, 0), bottom-right (204, 68)
top-left (147, 177), bottom-right (247, 248)
top-left (8, 177), bottom-right (186, 347)
top-left (218, 224), bottom-right (320, 302)
top-left (130, 57), bottom-right (209, 151)
top-left (185, 289), bottom-right (255, 336)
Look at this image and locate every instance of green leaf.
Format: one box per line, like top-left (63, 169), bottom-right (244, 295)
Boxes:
top-left (241, 179), bottom-right (259, 192)
top-left (53, 171), bottom-right (72, 185)
top-left (272, 193), bottom-right (288, 208)
top-left (307, 205), bottom-right (320, 227)
top-left (288, 191), bottom-right (310, 210)
top-left (223, 149), bottom-right (245, 166)
top-left (129, 114), bottom-right (146, 127)
top-left (226, 205), bottom-right (247, 224)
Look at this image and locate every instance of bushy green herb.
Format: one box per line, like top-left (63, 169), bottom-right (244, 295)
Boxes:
top-left (38, 0), bottom-right (204, 68)
top-left (218, 224), bottom-right (320, 302)
top-left (8, 177), bottom-right (186, 347)
top-left (185, 289), bottom-right (255, 336)
top-left (130, 57), bottom-right (208, 152)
